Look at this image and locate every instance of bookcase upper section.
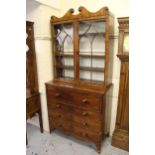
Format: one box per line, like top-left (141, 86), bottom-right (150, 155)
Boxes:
top-left (50, 6), bottom-right (114, 89)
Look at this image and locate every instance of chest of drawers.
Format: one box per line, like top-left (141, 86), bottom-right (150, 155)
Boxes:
top-left (46, 82), bottom-right (111, 153)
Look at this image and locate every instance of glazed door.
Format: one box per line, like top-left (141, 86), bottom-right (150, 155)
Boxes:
top-left (53, 23), bottom-right (74, 80)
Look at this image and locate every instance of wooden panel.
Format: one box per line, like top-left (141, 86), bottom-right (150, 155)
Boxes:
top-left (115, 62), bottom-right (129, 130)
top-left (26, 21), bottom-right (39, 95)
top-left (112, 17), bottom-right (129, 151)
top-left (112, 129), bottom-right (129, 151)
top-left (120, 67), bottom-right (129, 130)
top-left (112, 60), bottom-right (129, 151)
top-left (26, 95), bottom-right (40, 115)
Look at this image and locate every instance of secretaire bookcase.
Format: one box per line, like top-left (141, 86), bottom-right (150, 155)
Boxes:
top-left (45, 6), bottom-right (114, 153)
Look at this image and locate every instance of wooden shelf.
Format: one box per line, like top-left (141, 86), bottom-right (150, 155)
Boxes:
top-left (79, 32), bottom-right (105, 37)
top-left (80, 55), bottom-right (105, 58)
top-left (56, 65), bottom-right (104, 72)
top-left (58, 77), bottom-right (74, 80)
top-left (80, 78), bottom-right (104, 84)
top-left (55, 53), bottom-right (73, 58)
top-left (55, 53), bottom-right (105, 58)
top-left (80, 66), bottom-right (104, 72)
top-left (56, 65), bottom-right (73, 70)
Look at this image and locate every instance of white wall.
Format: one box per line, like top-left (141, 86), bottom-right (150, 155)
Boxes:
top-left (59, 0), bottom-right (129, 136)
top-left (26, 0), bottom-right (129, 136)
top-left (26, 0), bottom-right (60, 132)
top-left (59, 0), bottom-right (129, 34)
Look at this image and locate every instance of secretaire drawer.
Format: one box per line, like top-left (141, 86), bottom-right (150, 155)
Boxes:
top-left (46, 85), bottom-right (73, 102)
top-left (71, 90), bottom-right (102, 111)
top-left (46, 85), bottom-right (102, 111)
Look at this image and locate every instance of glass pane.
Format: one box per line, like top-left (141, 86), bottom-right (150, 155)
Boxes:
top-left (123, 32), bottom-right (129, 52)
top-left (79, 20), bottom-right (105, 83)
top-left (54, 23), bottom-right (74, 79)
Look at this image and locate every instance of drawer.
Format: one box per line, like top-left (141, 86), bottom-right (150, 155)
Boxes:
top-left (46, 85), bottom-right (102, 111)
top-left (72, 126), bottom-right (101, 142)
top-left (46, 86), bottom-right (73, 103)
top-left (49, 117), bottom-right (72, 132)
top-left (70, 90), bottom-right (102, 111)
top-left (72, 107), bottom-right (101, 122)
top-left (48, 101), bottom-right (71, 113)
top-left (71, 119), bottom-right (102, 132)
top-left (48, 101), bottom-right (71, 119)
top-left (48, 107), bottom-right (71, 120)
top-left (72, 117), bottom-right (102, 132)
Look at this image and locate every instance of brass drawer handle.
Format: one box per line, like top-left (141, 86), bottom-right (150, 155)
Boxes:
top-left (82, 99), bottom-right (88, 103)
top-left (56, 104), bottom-right (61, 108)
top-left (82, 132), bottom-right (87, 137)
top-left (83, 122), bottom-right (88, 126)
top-left (55, 93), bottom-right (60, 97)
top-left (82, 112), bottom-right (88, 116)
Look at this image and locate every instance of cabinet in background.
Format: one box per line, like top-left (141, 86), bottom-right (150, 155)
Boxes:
top-left (112, 17), bottom-right (129, 151)
top-left (26, 21), bottom-right (43, 140)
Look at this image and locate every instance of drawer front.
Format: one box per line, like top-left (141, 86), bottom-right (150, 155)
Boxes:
top-left (49, 117), bottom-right (71, 132)
top-left (72, 107), bottom-right (101, 122)
top-left (72, 126), bottom-right (101, 143)
top-left (48, 107), bottom-right (71, 120)
top-left (46, 85), bottom-right (73, 102)
top-left (46, 85), bottom-right (102, 111)
top-left (48, 101), bottom-right (71, 113)
top-left (71, 119), bottom-right (102, 132)
top-left (70, 90), bottom-right (102, 111)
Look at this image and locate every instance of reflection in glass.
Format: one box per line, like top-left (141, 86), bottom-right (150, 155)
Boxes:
top-left (79, 20), bottom-right (106, 83)
top-left (54, 23), bottom-right (74, 79)
top-left (26, 33), bottom-right (29, 52)
top-left (123, 33), bottom-right (129, 52)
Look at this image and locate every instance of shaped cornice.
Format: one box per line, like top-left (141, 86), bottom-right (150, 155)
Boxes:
top-left (51, 6), bottom-right (111, 23)
top-left (118, 17), bottom-right (129, 30)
